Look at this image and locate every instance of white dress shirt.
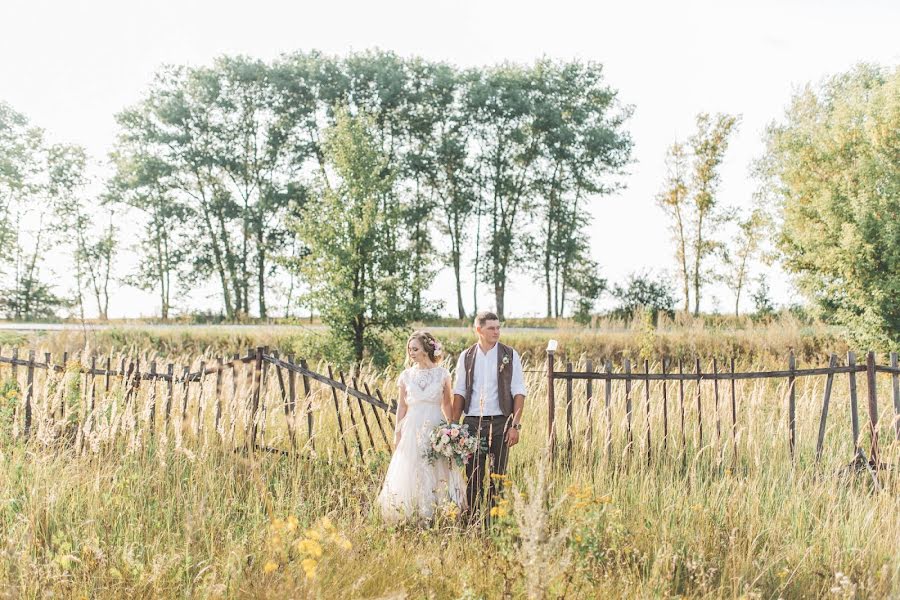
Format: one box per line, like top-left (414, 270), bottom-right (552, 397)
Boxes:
top-left (453, 343), bottom-right (527, 416)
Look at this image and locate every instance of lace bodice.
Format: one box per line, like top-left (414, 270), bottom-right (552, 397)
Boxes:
top-left (399, 366), bottom-right (450, 406)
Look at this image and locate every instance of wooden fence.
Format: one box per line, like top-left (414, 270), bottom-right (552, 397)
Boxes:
top-left (546, 346), bottom-right (900, 470)
top-left (0, 346), bottom-right (397, 459)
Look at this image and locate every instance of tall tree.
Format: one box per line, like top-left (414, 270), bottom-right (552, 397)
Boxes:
top-left (763, 64), bottom-right (900, 349)
top-left (688, 112), bottom-right (740, 315)
top-left (530, 59), bottom-right (632, 317)
top-left (657, 141), bottom-right (691, 312)
top-left (108, 141), bottom-right (188, 320)
top-left (466, 64), bottom-right (541, 320)
top-left (718, 203), bottom-right (770, 316)
top-left (292, 109), bottom-right (429, 364)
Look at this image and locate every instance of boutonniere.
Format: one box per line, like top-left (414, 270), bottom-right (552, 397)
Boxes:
top-left (500, 354), bottom-right (510, 372)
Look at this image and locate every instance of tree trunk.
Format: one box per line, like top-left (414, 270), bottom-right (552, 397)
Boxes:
top-left (451, 233), bottom-right (466, 320)
top-left (256, 224), bottom-right (267, 319)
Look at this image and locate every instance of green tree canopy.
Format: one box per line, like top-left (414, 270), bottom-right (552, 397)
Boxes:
top-left (763, 64), bottom-right (900, 349)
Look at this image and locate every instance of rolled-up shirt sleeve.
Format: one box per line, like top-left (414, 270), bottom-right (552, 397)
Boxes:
top-left (452, 351), bottom-right (467, 397)
top-left (511, 350), bottom-right (527, 397)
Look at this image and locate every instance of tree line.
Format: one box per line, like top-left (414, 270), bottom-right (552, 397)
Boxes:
top-left (108, 51), bottom-right (633, 326)
top-left (1, 57), bottom-right (897, 355)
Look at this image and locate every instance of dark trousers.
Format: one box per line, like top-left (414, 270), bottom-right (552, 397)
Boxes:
top-left (463, 414), bottom-right (511, 523)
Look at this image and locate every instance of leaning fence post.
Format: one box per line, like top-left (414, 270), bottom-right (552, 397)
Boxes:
top-left (678, 359), bottom-right (686, 450)
top-left (865, 351), bottom-right (880, 467)
top-left (546, 340), bottom-right (557, 462)
top-left (788, 351), bottom-right (796, 461)
top-left (585, 359), bottom-right (594, 459)
top-left (891, 352), bottom-right (900, 442)
top-left (730, 357), bottom-right (737, 465)
top-left (283, 355), bottom-right (297, 452)
top-left (249, 347), bottom-right (263, 450)
top-left (565, 362), bottom-right (574, 461)
top-left (148, 362), bottom-right (157, 433)
top-left (643, 359), bottom-right (651, 465)
top-left (712, 358), bottom-right (721, 448)
top-left (604, 359), bottom-right (613, 459)
top-left (326, 365), bottom-right (351, 460)
top-left (624, 358), bottom-right (633, 454)
top-left (214, 357), bottom-right (224, 433)
top-left (695, 358), bottom-right (702, 449)
top-left (299, 358), bottom-right (314, 448)
top-left (363, 381), bottom-right (390, 449)
top-left (25, 350), bottom-right (35, 438)
top-left (661, 358), bottom-right (669, 451)
top-left (848, 352), bottom-right (860, 453)
top-left (815, 354), bottom-right (838, 463)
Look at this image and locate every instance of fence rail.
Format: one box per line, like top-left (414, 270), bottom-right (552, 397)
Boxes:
top-left (546, 347), bottom-right (900, 472)
top-left (0, 345), bottom-right (396, 459)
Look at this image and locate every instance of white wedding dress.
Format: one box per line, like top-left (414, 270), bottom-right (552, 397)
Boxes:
top-left (377, 365), bottom-right (467, 523)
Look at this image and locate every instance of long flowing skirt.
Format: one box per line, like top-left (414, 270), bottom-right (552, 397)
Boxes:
top-left (377, 405), bottom-right (466, 523)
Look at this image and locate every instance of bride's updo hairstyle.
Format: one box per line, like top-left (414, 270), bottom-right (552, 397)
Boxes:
top-left (406, 330), bottom-right (443, 364)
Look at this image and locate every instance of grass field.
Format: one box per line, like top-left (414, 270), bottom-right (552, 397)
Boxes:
top-left (0, 321), bottom-right (897, 598)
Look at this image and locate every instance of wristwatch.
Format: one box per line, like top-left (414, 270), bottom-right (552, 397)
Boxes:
top-left (512, 423), bottom-right (522, 431)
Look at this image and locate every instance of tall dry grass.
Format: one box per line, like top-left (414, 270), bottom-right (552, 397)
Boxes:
top-left (0, 329), bottom-right (897, 598)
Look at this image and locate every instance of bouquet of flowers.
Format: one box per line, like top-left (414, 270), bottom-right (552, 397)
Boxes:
top-left (424, 422), bottom-right (484, 468)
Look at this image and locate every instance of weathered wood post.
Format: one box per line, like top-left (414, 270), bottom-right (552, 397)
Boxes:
top-left (788, 351), bottom-right (796, 461)
top-left (604, 359), bottom-right (613, 458)
top-left (644, 359), bottom-right (651, 465)
top-left (891, 352), bottom-right (900, 442)
top-left (25, 350), bottom-right (34, 438)
top-left (585, 359), bottom-right (594, 459)
top-left (815, 354), bottom-right (837, 463)
top-left (546, 340), bottom-right (557, 462)
top-left (865, 351), bottom-right (880, 467)
top-left (299, 358), bottom-right (314, 448)
top-left (565, 362), bottom-right (574, 461)
top-left (624, 358), bottom-right (633, 454)
top-left (848, 352), bottom-right (860, 453)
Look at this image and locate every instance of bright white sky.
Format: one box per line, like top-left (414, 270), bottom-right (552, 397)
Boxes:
top-left (2, 0), bottom-right (898, 319)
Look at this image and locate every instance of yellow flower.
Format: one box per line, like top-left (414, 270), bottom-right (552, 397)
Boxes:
top-left (301, 558), bottom-right (317, 579)
top-left (304, 528), bottom-right (322, 541)
top-left (263, 561), bottom-right (278, 574)
top-left (286, 516), bottom-right (299, 532)
top-left (270, 518), bottom-right (285, 532)
top-left (489, 473), bottom-right (508, 481)
top-left (318, 516), bottom-right (335, 533)
top-left (270, 534), bottom-right (282, 546)
top-left (295, 538), bottom-right (323, 558)
top-left (490, 506), bottom-right (509, 518)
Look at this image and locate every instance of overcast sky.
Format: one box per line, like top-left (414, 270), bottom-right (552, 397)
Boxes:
top-left (2, 0), bottom-right (898, 319)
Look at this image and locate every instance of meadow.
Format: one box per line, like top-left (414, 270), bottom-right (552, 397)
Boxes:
top-left (0, 317), bottom-right (897, 599)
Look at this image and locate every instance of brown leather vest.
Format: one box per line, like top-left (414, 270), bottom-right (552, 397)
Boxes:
top-left (463, 342), bottom-right (515, 416)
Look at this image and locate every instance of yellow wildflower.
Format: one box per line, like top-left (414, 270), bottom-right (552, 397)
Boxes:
top-left (286, 516), bottom-right (299, 532)
top-left (490, 506), bottom-right (509, 518)
top-left (489, 473), bottom-right (508, 481)
top-left (295, 538), bottom-right (323, 558)
top-left (271, 534), bottom-right (282, 546)
top-left (318, 516), bottom-right (335, 532)
top-left (263, 561), bottom-right (278, 574)
top-left (304, 528), bottom-right (323, 541)
top-left (270, 518), bottom-right (285, 532)
top-left (301, 558), bottom-right (317, 579)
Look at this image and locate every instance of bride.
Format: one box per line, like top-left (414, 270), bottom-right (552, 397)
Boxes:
top-left (377, 331), bottom-right (466, 523)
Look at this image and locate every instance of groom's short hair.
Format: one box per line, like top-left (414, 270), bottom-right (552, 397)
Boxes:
top-left (474, 311), bottom-right (500, 327)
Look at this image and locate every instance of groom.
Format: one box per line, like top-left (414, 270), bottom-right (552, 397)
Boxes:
top-left (452, 311), bottom-right (527, 523)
